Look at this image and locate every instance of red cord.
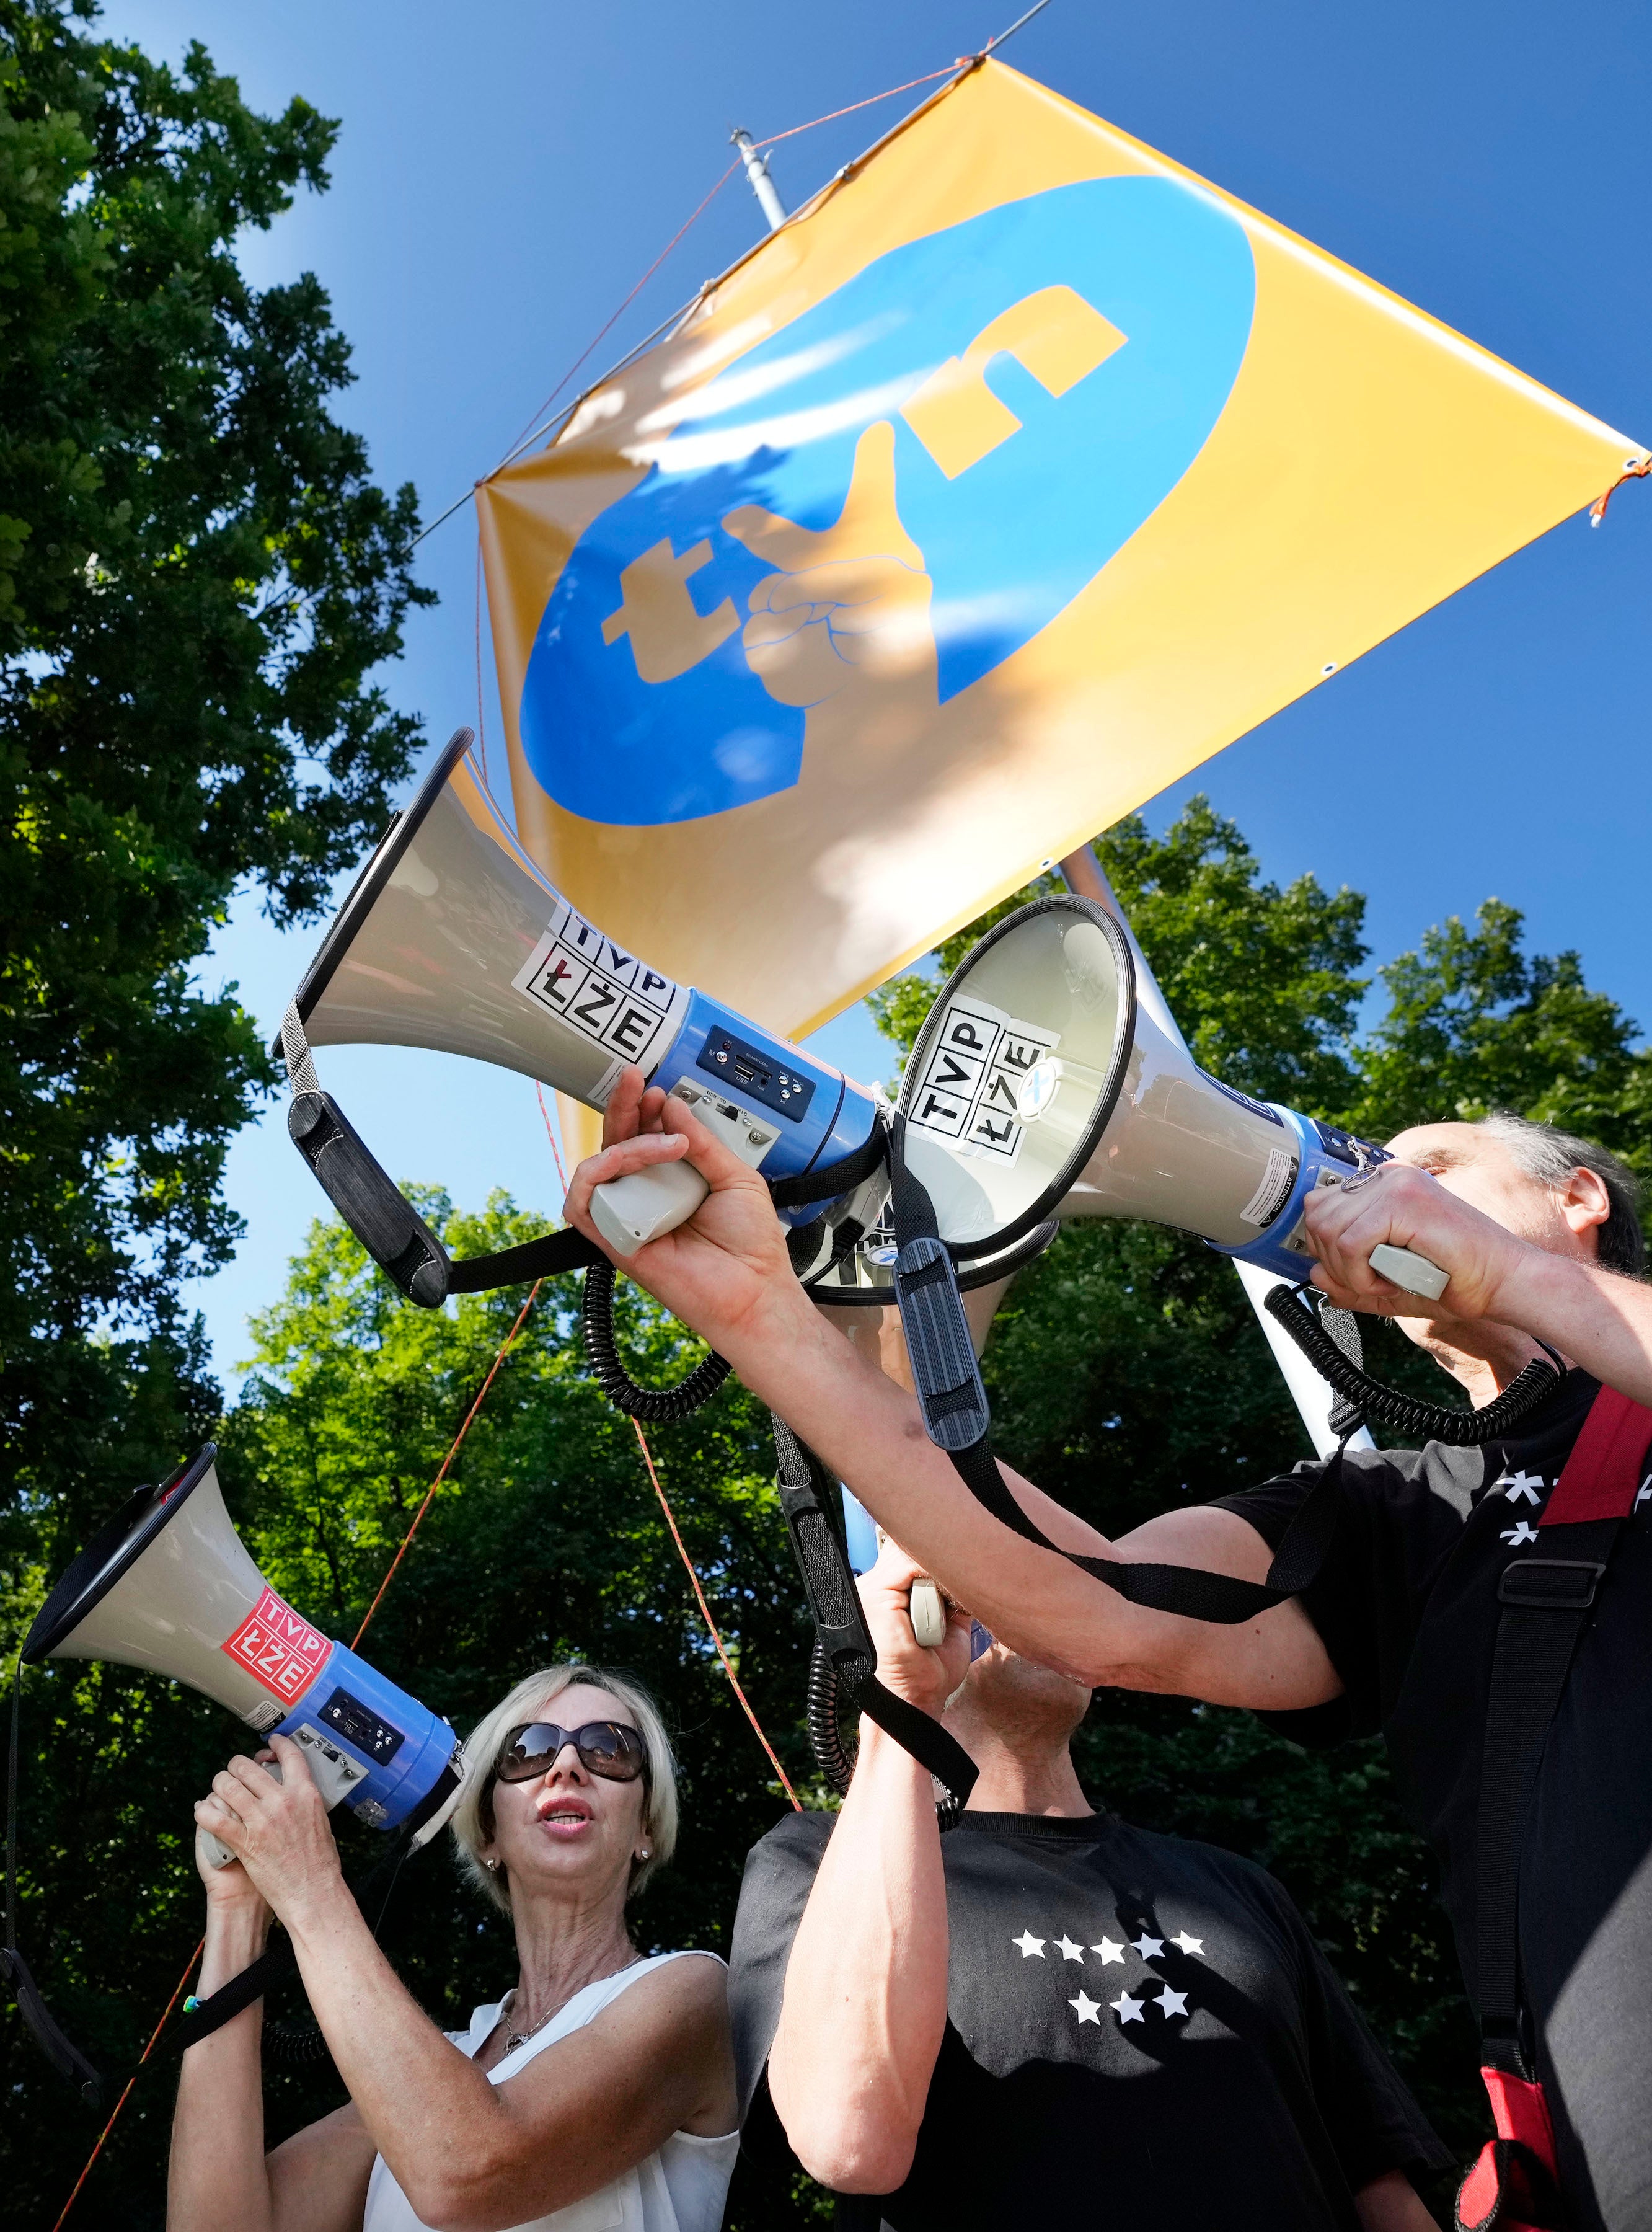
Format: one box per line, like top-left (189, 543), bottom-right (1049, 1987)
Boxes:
top-left (629, 1419), bottom-right (802, 1810)
top-left (753, 65), bottom-right (956, 149)
top-left (351, 1282), bottom-right (543, 1650)
top-left (532, 1083), bottom-right (796, 1804)
top-left (495, 157), bottom-right (741, 464)
top-left (534, 1079), bottom-right (570, 1200)
top-left (50, 1939), bottom-right (203, 2231)
top-left (491, 59), bottom-right (970, 474)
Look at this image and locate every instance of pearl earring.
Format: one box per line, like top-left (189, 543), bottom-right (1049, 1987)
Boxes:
top-left (485, 1858), bottom-right (500, 1872)
top-left (637, 1847), bottom-right (650, 1862)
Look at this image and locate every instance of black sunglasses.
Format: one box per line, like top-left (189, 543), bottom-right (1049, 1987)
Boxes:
top-left (495, 1719), bottom-right (648, 1785)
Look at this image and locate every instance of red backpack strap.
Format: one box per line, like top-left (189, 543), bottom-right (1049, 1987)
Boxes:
top-left (1464, 1384), bottom-right (1651, 2232)
top-left (1540, 1385), bottom-right (1652, 1527)
top-left (1456, 2069), bottom-right (1567, 2230)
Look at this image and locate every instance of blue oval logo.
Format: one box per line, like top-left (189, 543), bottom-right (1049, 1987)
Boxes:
top-left (521, 175), bottom-right (1255, 826)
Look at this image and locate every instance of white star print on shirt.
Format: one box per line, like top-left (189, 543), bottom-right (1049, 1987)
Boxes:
top-left (1496, 1470), bottom-right (1544, 1506)
top-left (1111, 1991), bottom-right (1144, 2024)
top-left (1155, 1986), bottom-right (1190, 2017)
top-left (1130, 1934), bottom-right (1164, 1960)
top-left (1069, 1990), bottom-right (1102, 2024)
top-left (1056, 1936), bottom-right (1085, 1962)
top-left (1092, 1938), bottom-right (1125, 1964)
top-left (1501, 1521), bottom-right (1540, 1547)
top-left (1636, 1477), bottom-right (1652, 1512)
top-left (1012, 1931), bottom-right (1046, 1959)
top-left (1170, 1932), bottom-right (1204, 1957)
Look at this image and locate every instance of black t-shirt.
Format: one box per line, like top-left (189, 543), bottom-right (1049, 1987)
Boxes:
top-left (1214, 1370), bottom-right (1652, 2232)
top-left (730, 1806), bottom-right (1447, 2230)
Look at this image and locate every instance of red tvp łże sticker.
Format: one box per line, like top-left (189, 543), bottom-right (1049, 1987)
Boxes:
top-left (221, 1587), bottom-right (334, 1704)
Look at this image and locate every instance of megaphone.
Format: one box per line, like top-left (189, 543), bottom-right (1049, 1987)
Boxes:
top-left (278, 727), bottom-right (898, 1302)
top-left (895, 893), bottom-right (1448, 1301)
top-left (278, 725), bottom-right (1040, 1306)
top-left (23, 1446), bottom-right (469, 1858)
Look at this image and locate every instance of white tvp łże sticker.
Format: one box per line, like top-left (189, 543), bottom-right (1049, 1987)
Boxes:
top-left (909, 996), bottom-right (1059, 1164)
top-left (513, 905), bottom-right (681, 1071)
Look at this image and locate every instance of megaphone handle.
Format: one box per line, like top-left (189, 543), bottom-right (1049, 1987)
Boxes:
top-left (1367, 1242), bottom-right (1451, 1303)
top-left (909, 1577), bottom-right (947, 1650)
top-left (200, 1758), bottom-right (283, 1870)
top-left (874, 1520), bottom-right (946, 1651)
top-left (590, 1160), bottom-right (710, 1254)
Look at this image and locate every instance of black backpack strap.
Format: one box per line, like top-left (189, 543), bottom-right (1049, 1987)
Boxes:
top-left (771, 1414), bottom-right (978, 1822)
top-left (1452, 1538), bottom-right (1617, 2232)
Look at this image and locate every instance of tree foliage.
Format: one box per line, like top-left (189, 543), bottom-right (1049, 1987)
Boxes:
top-left (0, 0), bottom-right (431, 1537)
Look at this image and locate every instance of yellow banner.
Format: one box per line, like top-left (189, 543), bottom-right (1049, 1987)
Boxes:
top-left (479, 58), bottom-right (1640, 1060)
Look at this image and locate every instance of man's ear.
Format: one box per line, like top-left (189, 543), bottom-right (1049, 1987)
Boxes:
top-left (1561, 1166), bottom-right (1611, 1251)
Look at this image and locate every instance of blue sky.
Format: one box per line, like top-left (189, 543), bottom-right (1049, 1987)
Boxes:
top-left (97, 0), bottom-right (1650, 1382)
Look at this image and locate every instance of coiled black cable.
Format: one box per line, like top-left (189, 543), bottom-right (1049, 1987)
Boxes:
top-left (807, 1636), bottom-right (855, 1798)
top-left (581, 1260), bottom-right (731, 1423)
top-left (265, 2016), bottom-right (332, 2063)
top-left (1264, 1283), bottom-right (1561, 1446)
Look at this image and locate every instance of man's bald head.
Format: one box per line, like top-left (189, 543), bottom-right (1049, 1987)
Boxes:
top-left (1388, 1114), bottom-right (1643, 1275)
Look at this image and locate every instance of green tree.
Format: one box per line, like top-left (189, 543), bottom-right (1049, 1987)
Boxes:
top-left (0, 0), bottom-right (431, 1541)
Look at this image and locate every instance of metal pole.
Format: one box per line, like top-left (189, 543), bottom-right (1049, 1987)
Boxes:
top-left (1059, 845), bottom-right (1371, 1459)
top-left (731, 130), bottom-right (787, 232)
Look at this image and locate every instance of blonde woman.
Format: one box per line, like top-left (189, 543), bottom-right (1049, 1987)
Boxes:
top-left (168, 1663), bottom-right (738, 2232)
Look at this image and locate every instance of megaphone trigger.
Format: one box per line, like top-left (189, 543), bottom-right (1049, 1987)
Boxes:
top-left (908, 1578), bottom-right (948, 1650)
top-left (1367, 1241), bottom-right (1451, 1301)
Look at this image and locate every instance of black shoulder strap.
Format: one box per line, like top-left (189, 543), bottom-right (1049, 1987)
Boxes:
top-left (1471, 1393), bottom-right (1651, 2085)
top-left (771, 1414), bottom-right (978, 1822)
top-left (281, 1004), bottom-right (886, 1307)
top-left (885, 1119), bottom-right (1349, 1628)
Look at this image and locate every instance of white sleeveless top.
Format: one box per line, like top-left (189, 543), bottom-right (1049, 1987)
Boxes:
top-left (361, 1951), bottom-right (738, 2232)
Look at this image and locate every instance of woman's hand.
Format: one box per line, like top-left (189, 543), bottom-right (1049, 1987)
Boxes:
top-left (857, 1539), bottom-right (974, 1716)
top-left (193, 1735), bottom-right (347, 1933)
top-left (563, 1066), bottom-right (807, 1355)
top-left (1304, 1159), bottom-right (1531, 1321)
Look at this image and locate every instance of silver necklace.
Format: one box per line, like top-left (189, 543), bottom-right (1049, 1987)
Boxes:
top-left (500, 1958), bottom-right (642, 2055)
top-left (501, 1996), bottom-right (560, 2055)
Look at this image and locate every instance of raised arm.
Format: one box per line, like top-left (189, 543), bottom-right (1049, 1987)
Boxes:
top-left (770, 1544), bottom-right (973, 2192)
top-left (564, 1075), bottom-right (1341, 1713)
top-left (167, 1789), bottom-right (375, 2232)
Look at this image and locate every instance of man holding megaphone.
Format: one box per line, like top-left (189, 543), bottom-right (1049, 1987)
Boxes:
top-left (565, 1076), bottom-right (1652, 2232)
